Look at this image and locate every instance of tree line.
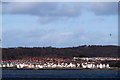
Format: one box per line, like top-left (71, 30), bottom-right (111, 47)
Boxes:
top-left (2, 45), bottom-right (120, 60)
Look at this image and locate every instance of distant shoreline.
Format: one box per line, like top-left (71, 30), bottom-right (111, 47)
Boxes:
top-left (2, 67), bottom-right (120, 70)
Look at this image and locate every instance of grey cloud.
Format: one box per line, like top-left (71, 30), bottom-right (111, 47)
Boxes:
top-left (89, 2), bottom-right (118, 15)
top-left (2, 2), bottom-right (82, 24)
top-left (3, 2), bottom-right (82, 17)
top-left (2, 2), bottom-right (118, 24)
top-left (3, 2), bottom-right (118, 16)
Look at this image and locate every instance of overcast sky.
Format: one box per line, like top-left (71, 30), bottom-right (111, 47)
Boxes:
top-left (2, 2), bottom-right (118, 48)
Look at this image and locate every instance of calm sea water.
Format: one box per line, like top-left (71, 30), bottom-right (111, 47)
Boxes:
top-left (2, 69), bottom-right (120, 78)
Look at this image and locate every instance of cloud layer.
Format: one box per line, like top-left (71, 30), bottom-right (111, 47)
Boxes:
top-left (2, 2), bottom-right (118, 47)
top-left (2, 2), bottom-right (118, 23)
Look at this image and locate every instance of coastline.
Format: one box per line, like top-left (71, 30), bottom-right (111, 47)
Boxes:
top-left (2, 67), bottom-right (120, 70)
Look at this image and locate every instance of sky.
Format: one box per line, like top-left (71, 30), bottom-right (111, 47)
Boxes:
top-left (2, 2), bottom-right (118, 48)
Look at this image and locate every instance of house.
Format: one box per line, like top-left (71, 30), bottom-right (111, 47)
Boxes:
top-left (99, 64), bottom-right (103, 69)
top-left (87, 63), bottom-right (93, 68)
top-left (106, 64), bottom-right (110, 68)
top-left (17, 63), bottom-right (25, 69)
top-left (81, 63), bottom-right (87, 68)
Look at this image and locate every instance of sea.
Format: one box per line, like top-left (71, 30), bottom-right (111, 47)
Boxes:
top-left (1, 69), bottom-right (120, 80)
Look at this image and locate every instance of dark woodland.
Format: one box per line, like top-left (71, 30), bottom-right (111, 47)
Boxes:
top-left (2, 45), bottom-right (120, 60)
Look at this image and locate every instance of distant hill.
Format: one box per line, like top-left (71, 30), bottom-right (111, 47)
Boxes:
top-left (2, 45), bottom-right (120, 60)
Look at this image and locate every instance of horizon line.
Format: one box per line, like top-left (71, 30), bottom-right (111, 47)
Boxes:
top-left (1, 44), bottom-right (119, 48)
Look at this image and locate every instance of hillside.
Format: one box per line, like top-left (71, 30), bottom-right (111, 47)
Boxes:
top-left (2, 45), bottom-right (120, 60)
